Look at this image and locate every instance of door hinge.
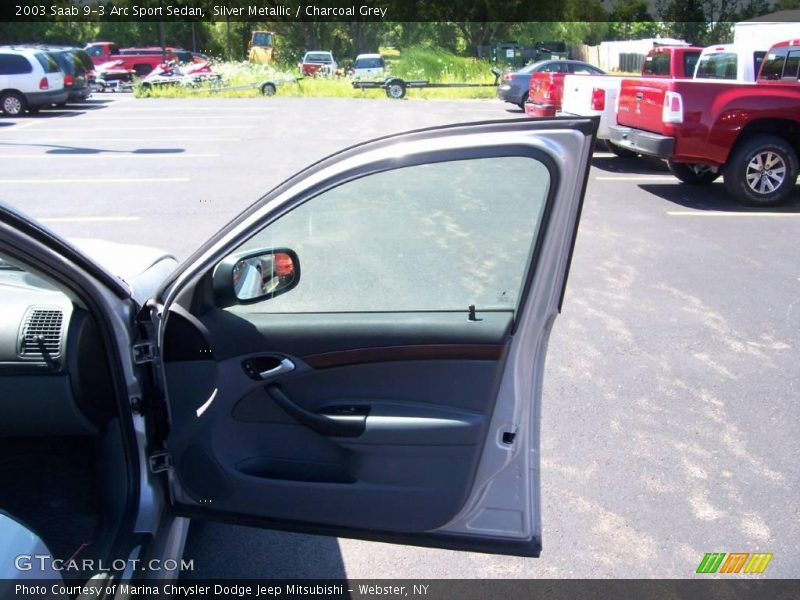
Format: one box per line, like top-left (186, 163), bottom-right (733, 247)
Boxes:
top-left (148, 451), bottom-right (173, 474)
top-left (132, 341), bottom-right (158, 364)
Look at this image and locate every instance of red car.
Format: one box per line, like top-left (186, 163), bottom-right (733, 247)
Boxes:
top-left (609, 39), bottom-right (800, 206)
top-left (524, 60), bottom-right (605, 118)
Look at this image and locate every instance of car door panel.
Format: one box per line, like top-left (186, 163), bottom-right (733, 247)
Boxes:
top-left (163, 313), bottom-right (505, 532)
top-left (156, 118), bottom-right (597, 555)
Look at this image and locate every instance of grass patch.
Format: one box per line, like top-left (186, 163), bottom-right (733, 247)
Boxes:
top-left (134, 45), bottom-right (499, 101)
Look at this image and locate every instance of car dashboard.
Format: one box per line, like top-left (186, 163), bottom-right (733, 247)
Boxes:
top-left (0, 266), bottom-right (114, 437)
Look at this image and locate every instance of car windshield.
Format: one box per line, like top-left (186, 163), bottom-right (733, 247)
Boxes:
top-left (50, 51), bottom-right (72, 73)
top-left (72, 50), bottom-right (94, 71)
top-left (355, 57), bottom-right (384, 68)
top-left (305, 53), bottom-right (332, 63)
top-left (35, 52), bottom-right (60, 73)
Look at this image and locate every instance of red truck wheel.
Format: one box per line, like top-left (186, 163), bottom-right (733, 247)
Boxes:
top-left (723, 135), bottom-right (799, 207)
top-left (668, 161), bottom-right (720, 185)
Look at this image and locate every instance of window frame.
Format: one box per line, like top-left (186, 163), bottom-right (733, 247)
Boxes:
top-left (212, 144), bottom-right (561, 326)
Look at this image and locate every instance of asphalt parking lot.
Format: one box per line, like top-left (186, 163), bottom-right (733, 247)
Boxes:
top-left (1, 95), bottom-right (798, 578)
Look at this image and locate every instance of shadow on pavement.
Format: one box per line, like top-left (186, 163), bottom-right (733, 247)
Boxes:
top-left (639, 183), bottom-right (800, 212)
top-left (4, 98), bottom-right (115, 123)
top-left (181, 521), bottom-right (347, 578)
top-left (0, 141), bottom-right (186, 155)
top-left (592, 155), bottom-right (669, 175)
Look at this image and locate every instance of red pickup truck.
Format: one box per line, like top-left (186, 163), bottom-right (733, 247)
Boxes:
top-left (525, 46), bottom-right (701, 119)
top-left (609, 39), bottom-right (800, 206)
top-left (84, 42), bottom-right (177, 77)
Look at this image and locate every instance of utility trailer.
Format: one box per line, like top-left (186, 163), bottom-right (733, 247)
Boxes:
top-left (203, 76), bottom-right (301, 96)
top-left (353, 70), bottom-right (502, 99)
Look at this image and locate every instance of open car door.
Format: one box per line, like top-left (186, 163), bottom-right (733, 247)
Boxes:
top-left (152, 118), bottom-right (597, 556)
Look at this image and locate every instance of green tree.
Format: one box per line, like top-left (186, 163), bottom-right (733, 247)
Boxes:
top-left (606, 0), bottom-right (662, 40)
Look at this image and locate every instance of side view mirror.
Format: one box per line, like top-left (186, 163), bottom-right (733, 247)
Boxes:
top-left (213, 248), bottom-right (300, 306)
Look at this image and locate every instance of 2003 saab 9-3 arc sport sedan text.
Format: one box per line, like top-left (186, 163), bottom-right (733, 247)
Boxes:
top-left (0, 117), bottom-right (597, 585)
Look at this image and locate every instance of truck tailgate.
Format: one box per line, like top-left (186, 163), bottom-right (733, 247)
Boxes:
top-left (560, 75), bottom-right (621, 115)
top-left (559, 75), bottom-right (622, 138)
top-left (616, 77), bottom-right (673, 134)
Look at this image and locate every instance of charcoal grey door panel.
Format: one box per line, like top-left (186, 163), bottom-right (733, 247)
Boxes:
top-left (165, 340), bottom-right (499, 531)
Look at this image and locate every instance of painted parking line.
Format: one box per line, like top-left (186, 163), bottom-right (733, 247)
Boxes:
top-left (667, 210), bottom-right (800, 217)
top-left (595, 175), bottom-right (677, 181)
top-left (0, 137), bottom-right (241, 142)
top-left (0, 153), bottom-right (220, 159)
top-left (103, 106), bottom-right (276, 110)
top-left (36, 216), bottom-right (141, 223)
top-left (13, 126), bottom-right (249, 132)
top-left (78, 115), bottom-right (260, 121)
top-left (0, 177), bottom-right (189, 184)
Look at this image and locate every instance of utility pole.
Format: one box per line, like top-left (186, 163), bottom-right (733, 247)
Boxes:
top-left (226, 17), bottom-right (231, 61)
top-left (159, 22), bottom-right (166, 61)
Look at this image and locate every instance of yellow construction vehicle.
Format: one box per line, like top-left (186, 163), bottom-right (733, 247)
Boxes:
top-left (248, 31), bottom-right (277, 64)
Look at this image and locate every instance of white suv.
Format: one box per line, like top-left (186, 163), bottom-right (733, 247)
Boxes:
top-left (0, 47), bottom-right (67, 116)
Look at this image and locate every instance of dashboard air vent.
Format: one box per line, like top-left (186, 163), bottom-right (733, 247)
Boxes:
top-left (20, 308), bottom-right (64, 358)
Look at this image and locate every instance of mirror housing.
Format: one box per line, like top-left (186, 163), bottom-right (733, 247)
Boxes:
top-left (213, 247), bottom-right (300, 307)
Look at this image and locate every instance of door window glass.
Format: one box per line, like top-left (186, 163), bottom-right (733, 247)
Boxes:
top-left (759, 50), bottom-right (786, 80)
top-left (225, 156), bottom-right (551, 313)
top-left (0, 54), bottom-right (33, 75)
top-left (643, 52), bottom-right (670, 76)
top-left (783, 51), bottom-right (800, 80)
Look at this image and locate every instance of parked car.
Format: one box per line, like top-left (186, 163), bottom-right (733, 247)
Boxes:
top-left (524, 60), bottom-right (605, 117)
top-left (609, 39), bottom-right (800, 206)
top-left (0, 47), bottom-right (66, 116)
top-left (84, 42), bottom-right (177, 77)
top-left (497, 61), bottom-right (556, 109)
top-left (32, 46), bottom-right (94, 103)
top-left (0, 117), bottom-right (598, 583)
top-left (352, 53), bottom-right (385, 79)
top-left (300, 51), bottom-right (337, 77)
top-left (559, 46), bottom-right (701, 157)
top-left (693, 43), bottom-right (767, 82)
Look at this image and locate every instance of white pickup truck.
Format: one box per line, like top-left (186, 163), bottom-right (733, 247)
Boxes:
top-left (557, 45), bottom-right (702, 157)
top-left (693, 44), bottom-right (767, 82)
top-left (557, 74), bottom-right (632, 156)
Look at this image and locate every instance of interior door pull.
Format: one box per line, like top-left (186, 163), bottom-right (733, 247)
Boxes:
top-left (266, 384), bottom-right (366, 437)
top-left (258, 358), bottom-right (295, 379)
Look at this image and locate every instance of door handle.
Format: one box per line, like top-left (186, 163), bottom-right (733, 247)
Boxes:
top-left (241, 356), bottom-right (295, 380)
top-left (258, 357), bottom-right (295, 379)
